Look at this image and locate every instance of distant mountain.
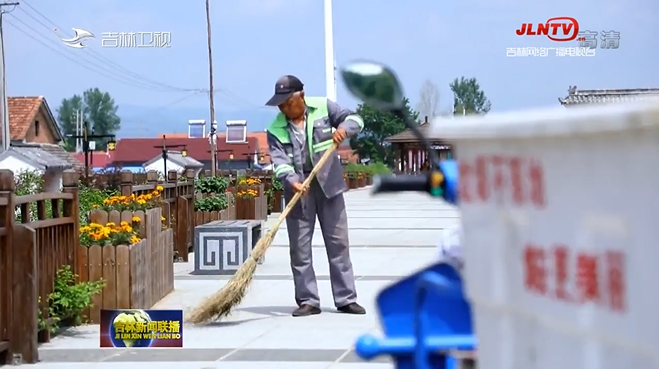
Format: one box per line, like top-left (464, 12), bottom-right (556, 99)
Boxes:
top-left (116, 104), bottom-right (279, 138)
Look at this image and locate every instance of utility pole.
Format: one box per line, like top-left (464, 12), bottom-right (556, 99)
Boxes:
top-left (77, 109), bottom-right (83, 153)
top-left (74, 109), bottom-right (83, 153)
top-left (205, 0), bottom-right (217, 176)
top-left (0, 3), bottom-right (19, 152)
top-left (323, 0), bottom-right (337, 102)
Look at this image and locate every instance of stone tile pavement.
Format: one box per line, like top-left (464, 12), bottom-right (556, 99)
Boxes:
top-left (35, 187), bottom-right (459, 368)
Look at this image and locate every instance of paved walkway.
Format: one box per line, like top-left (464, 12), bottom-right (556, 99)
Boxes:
top-left (36, 188), bottom-right (459, 368)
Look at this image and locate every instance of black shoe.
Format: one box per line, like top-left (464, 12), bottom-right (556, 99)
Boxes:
top-left (337, 303), bottom-right (366, 315)
top-left (292, 305), bottom-right (321, 317)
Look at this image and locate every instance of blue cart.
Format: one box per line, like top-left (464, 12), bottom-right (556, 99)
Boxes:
top-left (354, 261), bottom-right (476, 369)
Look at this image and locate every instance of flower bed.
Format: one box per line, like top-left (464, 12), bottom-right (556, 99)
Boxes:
top-left (235, 187), bottom-right (267, 220)
top-left (234, 177), bottom-right (267, 220)
top-left (77, 186), bottom-right (174, 323)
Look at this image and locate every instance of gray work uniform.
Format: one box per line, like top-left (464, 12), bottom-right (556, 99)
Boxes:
top-left (266, 96), bottom-right (364, 308)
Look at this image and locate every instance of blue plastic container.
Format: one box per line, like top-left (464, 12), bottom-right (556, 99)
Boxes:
top-left (354, 262), bottom-right (476, 369)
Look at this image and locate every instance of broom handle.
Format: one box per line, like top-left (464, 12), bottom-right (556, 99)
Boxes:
top-left (273, 143), bottom-right (339, 227)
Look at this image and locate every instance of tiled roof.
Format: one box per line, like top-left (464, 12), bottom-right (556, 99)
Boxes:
top-left (6, 96), bottom-right (61, 141)
top-left (14, 143), bottom-right (83, 171)
top-left (0, 146), bottom-right (72, 171)
top-left (143, 151), bottom-right (204, 169)
top-left (72, 151), bottom-right (113, 169)
top-left (386, 122), bottom-right (432, 142)
top-left (156, 133), bottom-right (188, 138)
top-left (558, 87), bottom-right (659, 106)
top-left (251, 132), bottom-right (270, 164)
top-left (112, 137), bottom-right (258, 164)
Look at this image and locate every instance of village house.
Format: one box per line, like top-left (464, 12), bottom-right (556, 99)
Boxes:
top-left (142, 150), bottom-right (204, 178)
top-left (158, 120), bottom-right (359, 169)
top-left (386, 87), bottom-right (659, 173)
top-left (558, 87), bottom-right (659, 106)
top-left (0, 97), bottom-right (83, 186)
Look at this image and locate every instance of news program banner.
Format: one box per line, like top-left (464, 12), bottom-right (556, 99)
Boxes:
top-left (100, 309), bottom-right (183, 348)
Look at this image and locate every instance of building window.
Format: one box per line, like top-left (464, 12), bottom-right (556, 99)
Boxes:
top-left (35, 120), bottom-right (40, 136)
top-left (226, 125), bottom-right (246, 143)
top-left (189, 124), bottom-right (204, 138)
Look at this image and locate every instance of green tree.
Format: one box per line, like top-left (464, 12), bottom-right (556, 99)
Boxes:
top-left (57, 88), bottom-right (121, 151)
top-left (449, 77), bottom-right (491, 115)
top-left (350, 97), bottom-right (418, 165)
top-left (56, 95), bottom-right (84, 151)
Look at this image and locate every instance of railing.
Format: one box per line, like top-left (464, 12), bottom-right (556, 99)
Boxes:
top-left (0, 169), bottom-right (80, 364)
top-left (118, 170), bottom-right (195, 262)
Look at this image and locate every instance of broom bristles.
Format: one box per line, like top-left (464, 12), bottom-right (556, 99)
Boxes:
top-left (186, 145), bottom-right (338, 325)
top-left (185, 225), bottom-right (278, 324)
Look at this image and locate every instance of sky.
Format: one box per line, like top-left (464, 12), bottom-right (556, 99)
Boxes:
top-left (4, 0), bottom-right (658, 137)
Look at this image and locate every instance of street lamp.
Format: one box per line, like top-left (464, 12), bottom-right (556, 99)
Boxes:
top-left (107, 139), bottom-right (117, 151)
top-left (66, 121), bottom-right (116, 182)
top-left (153, 135), bottom-right (187, 178)
top-left (209, 149), bottom-right (234, 172)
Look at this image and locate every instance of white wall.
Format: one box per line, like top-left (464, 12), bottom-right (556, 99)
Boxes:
top-left (144, 158), bottom-right (184, 177)
top-left (0, 155), bottom-right (63, 190)
top-left (0, 155), bottom-right (37, 174)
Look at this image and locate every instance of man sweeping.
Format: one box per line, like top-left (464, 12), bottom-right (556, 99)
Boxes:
top-left (265, 75), bottom-right (366, 317)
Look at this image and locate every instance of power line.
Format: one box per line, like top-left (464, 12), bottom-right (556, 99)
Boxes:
top-left (120, 91), bottom-right (206, 135)
top-left (11, 1), bottom-right (269, 111)
top-left (4, 17), bottom-right (188, 91)
top-left (18, 0), bottom-right (200, 93)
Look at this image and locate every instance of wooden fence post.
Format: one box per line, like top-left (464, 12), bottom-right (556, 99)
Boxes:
top-left (185, 168), bottom-right (195, 253)
top-left (168, 171), bottom-right (186, 261)
top-left (0, 170), bottom-right (14, 363)
top-left (120, 171), bottom-right (133, 197)
top-left (146, 170), bottom-right (158, 185)
top-left (62, 170), bottom-right (79, 273)
top-left (10, 225), bottom-right (38, 364)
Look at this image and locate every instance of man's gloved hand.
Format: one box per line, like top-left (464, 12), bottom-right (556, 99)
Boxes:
top-left (333, 127), bottom-right (348, 145)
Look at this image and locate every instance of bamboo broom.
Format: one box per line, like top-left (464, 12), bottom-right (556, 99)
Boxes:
top-left (186, 143), bottom-right (339, 324)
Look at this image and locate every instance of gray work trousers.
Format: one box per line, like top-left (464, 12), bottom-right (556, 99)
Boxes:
top-left (285, 179), bottom-right (357, 308)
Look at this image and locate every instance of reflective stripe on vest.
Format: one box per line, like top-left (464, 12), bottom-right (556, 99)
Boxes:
top-left (266, 96), bottom-right (331, 160)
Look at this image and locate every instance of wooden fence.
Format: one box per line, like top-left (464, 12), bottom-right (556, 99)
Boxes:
top-left (0, 169), bottom-right (80, 364)
top-left (0, 167), bottom-right (277, 364)
top-left (118, 170), bottom-right (195, 262)
top-left (79, 208), bottom-right (173, 323)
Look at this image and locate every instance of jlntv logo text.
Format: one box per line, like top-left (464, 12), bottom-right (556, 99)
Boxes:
top-left (507, 17), bottom-right (620, 57)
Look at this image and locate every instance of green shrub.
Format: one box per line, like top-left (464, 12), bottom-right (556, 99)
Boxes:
top-left (194, 195), bottom-right (228, 212)
top-left (195, 176), bottom-right (230, 194)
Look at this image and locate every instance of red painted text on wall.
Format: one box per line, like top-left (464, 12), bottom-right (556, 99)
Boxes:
top-left (459, 155), bottom-right (546, 208)
top-left (524, 243), bottom-right (626, 313)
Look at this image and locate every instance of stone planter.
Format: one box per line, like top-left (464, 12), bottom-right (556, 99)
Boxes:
top-left (357, 177), bottom-right (367, 188)
top-left (348, 178), bottom-right (359, 189)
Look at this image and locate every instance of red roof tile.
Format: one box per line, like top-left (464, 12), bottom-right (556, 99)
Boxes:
top-left (73, 151), bottom-right (115, 168)
top-left (111, 137), bottom-right (259, 164)
top-left (7, 96), bottom-right (43, 140)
